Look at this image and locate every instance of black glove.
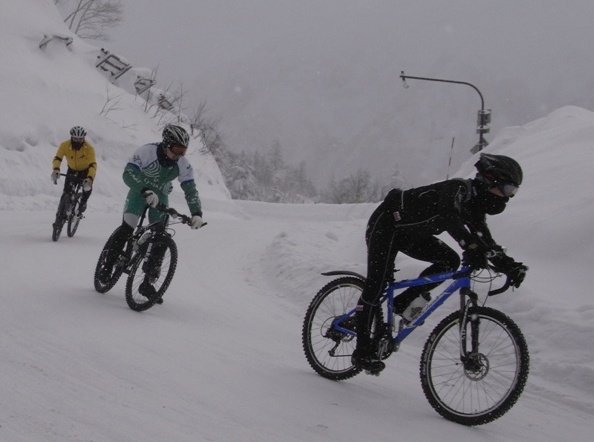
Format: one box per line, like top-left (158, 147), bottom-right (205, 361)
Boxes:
top-left (508, 263), bottom-right (528, 288)
top-left (488, 252), bottom-right (528, 288)
top-left (489, 252), bottom-right (516, 271)
top-left (462, 245), bottom-right (489, 269)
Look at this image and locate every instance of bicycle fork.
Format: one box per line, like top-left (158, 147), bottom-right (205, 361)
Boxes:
top-left (459, 288), bottom-right (484, 373)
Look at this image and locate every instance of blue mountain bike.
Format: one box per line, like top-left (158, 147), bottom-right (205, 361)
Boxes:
top-left (302, 264), bottom-right (529, 426)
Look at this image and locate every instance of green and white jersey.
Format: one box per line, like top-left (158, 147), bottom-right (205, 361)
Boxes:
top-left (123, 143), bottom-right (202, 216)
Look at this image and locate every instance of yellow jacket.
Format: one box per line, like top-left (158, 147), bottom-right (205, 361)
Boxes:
top-left (52, 140), bottom-right (97, 179)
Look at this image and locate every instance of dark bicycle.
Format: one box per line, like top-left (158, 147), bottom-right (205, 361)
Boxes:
top-left (302, 260), bottom-right (529, 426)
top-left (93, 204), bottom-right (199, 312)
top-left (52, 173), bottom-right (85, 241)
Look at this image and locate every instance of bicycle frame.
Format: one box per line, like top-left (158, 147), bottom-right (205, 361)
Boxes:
top-left (122, 203), bottom-right (194, 271)
top-left (122, 210), bottom-right (170, 269)
top-left (332, 266), bottom-right (474, 346)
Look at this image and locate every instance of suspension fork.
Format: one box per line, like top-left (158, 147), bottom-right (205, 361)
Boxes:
top-left (459, 287), bottom-right (481, 367)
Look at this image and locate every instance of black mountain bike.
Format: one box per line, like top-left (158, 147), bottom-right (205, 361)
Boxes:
top-left (93, 204), bottom-right (199, 312)
top-left (52, 173), bottom-right (85, 242)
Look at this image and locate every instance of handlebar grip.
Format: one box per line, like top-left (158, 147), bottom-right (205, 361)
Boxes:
top-left (155, 204), bottom-right (201, 226)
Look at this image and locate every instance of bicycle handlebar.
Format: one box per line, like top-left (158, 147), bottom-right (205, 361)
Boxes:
top-left (487, 273), bottom-right (512, 297)
top-left (461, 262), bottom-right (513, 297)
top-left (155, 203), bottom-right (207, 227)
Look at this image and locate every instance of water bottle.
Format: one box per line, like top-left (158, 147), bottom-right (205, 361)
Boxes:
top-left (402, 292), bottom-right (431, 322)
top-left (137, 231), bottom-right (151, 246)
top-left (133, 231), bottom-right (151, 252)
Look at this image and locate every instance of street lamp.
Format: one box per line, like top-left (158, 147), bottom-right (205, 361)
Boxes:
top-left (400, 71), bottom-right (490, 154)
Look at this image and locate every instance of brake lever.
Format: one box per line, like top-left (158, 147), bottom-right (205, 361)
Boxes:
top-left (488, 273), bottom-right (512, 296)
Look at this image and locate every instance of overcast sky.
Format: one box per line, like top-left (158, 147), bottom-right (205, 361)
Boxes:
top-left (109, 0), bottom-right (594, 91)
top-left (106, 0), bottom-right (594, 186)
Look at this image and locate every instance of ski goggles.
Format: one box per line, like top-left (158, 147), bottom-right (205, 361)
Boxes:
top-left (497, 182), bottom-right (519, 198)
top-left (479, 173), bottom-right (519, 197)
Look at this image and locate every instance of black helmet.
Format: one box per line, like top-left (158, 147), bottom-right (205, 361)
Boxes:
top-left (162, 124), bottom-right (190, 148)
top-left (475, 153), bottom-right (523, 186)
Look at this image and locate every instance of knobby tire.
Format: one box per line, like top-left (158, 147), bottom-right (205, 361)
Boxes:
top-left (302, 277), bottom-right (384, 381)
top-left (93, 227), bottom-right (128, 293)
top-left (420, 306), bottom-right (529, 426)
top-left (125, 235), bottom-right (177, 312)
top-left (67, 193), bottom-right (82, 237)
top-left (52, 193), bottom-right (69, 242)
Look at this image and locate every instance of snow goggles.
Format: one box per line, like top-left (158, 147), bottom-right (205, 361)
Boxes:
top-left (479, 172), bottom-right (519, 197)
top-left (497, 182), bottom-right (519, 197)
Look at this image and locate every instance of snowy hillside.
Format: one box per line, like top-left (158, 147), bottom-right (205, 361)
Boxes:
top-left (1, 1), bottom-right (593, 441)
top-left (0, 0), bottom-right (231, 214)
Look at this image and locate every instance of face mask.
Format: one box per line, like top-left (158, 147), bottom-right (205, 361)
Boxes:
top-left (483, 192), bottom-right (509, 215)
top-left (157, 144), bottom-right (176, 167)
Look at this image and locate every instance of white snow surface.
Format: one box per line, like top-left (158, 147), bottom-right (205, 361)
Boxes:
top-left (1, 1), bottom-right (593, 441)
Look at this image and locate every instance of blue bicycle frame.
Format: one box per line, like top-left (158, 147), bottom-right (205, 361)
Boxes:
top-left (332, 266), bottom-right (474, 345)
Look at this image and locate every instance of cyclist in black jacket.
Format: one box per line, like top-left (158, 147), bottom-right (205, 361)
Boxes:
top-left (352, 153), bottom-right (528, 373)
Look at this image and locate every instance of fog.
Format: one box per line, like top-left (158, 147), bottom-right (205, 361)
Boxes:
top-left (108, 0), bottom-right (594, 187)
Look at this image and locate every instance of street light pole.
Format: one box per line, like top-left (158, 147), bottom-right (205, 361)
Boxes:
top-left (400, 71), bottom-right (490, 153)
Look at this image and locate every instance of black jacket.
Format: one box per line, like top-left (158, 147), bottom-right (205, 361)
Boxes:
top-left (380, 179), bottom-right (503, 249)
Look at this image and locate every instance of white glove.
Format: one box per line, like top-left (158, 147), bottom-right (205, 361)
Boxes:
top-left (51, 169), bottom-right (60, 184)
top-left (83, 177), bottom-right (93, 191)
top-left (190, 215), bottom-right (203, 230)
top-left (143, 190), bottom-right (159, 208)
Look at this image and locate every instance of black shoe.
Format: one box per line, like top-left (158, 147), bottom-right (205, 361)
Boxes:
top-left (138, 280), bottom-right (164, 304)
top-left (139, 281), bottom-right (157, 300)
top-left (351, 349), bottom-right (386, 374)
top-left (78, 201), bottom-right (87, 215)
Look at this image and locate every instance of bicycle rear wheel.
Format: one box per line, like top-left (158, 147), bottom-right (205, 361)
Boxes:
top-left (125, 235), bottom-right (177, 312)
top-left (67, 194), bottom-right (82, 237)
top-left (93, 227), bottom-right (128, 293)
top-left (51, 194), bottom-right (69, 242)
top-left (302, 277), bottom-right (368, 380)
top-left (420, 306), bottom-right (529, 426)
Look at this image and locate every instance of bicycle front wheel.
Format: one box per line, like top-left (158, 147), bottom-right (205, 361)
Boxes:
top-left (52, 194), bottom-right (68, 242)
top-left (420, 306), bottom-right (529, 426)
top-left (125, 235), bottom-right (177, 312)
top-left (67, 195), bottom-right (81, 237)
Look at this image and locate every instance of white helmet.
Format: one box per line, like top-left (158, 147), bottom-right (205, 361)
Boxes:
top-left (70, 126), bottom-right (87, 138)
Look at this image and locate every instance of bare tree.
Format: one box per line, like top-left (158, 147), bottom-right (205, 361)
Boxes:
top-left (98, 83), bottom-right (124, 117)
top-left (324, 168), bottom-right (380, 203)
top-left (188, 101), bottom-right (225, 156)
top-left (188, 102), bottom-right (207, 137)
top-left (56, 0), bottom-right (123, 41)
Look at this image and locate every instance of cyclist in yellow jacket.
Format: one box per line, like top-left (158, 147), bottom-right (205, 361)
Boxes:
top-left (51, 126), bottom-right (97, 214)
